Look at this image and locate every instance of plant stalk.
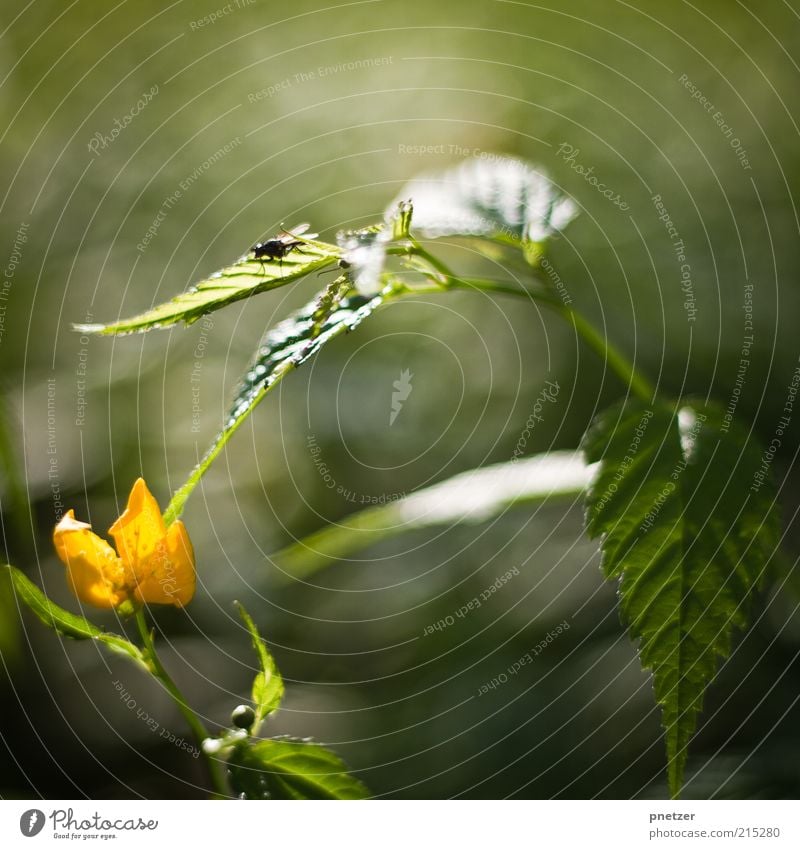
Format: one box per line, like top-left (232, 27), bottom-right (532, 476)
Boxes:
top-left (555, 305), bottom-right (655, 402)
top-left (408, 247), bottom-right (655, 403)
top-left (134, 608), bottom-right (227, 797)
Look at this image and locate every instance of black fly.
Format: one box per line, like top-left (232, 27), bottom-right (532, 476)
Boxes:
top-left (250, 223), bottom-right (317, 274)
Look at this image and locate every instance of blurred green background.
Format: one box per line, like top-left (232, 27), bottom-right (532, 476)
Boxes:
top-left (1, 0), bottom-right (799, 799)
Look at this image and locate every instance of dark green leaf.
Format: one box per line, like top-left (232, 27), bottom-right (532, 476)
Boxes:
top-left (230, 288), bottom-right (388, 433)
top-left (164, 285), bottom-right (390, 524)
top-left (5, 564), bottom-right (150, 672)
top-left (236, 602), bottom-right (284, 731)
top-left (394, 156), bottom-right (577, 260)
top-left (582, 401), bottom-right (780, 798)
top-left (227, 737), bottom-right (369, 800)
top-left (76, 240), bottom-right (340, 335)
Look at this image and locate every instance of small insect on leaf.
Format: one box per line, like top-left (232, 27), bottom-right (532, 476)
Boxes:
top-left (251, 223), bottom-right (319, 265)
top-left (76, 226), bottom-right (339, 335)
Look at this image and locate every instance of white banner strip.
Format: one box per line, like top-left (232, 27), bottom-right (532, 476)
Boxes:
top-left (0, 799), bottom-right (797, 848)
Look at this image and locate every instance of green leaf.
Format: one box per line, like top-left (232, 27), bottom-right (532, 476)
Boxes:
top-left (163, 284), bottom-right (393, 524)
top-left (394, 156), bottom-right (577, 260)
top-left (274, 450), bottom-right (593, 579)
top-left (5, 564), bottom-right (150, 672)
top-left (582, 400), bottom-right (780, 798)
top-left (227, 737), bottom-right (369, 799)
top-left (236, 602), bottom-right (284, 732)
top-left (76, 238), bottom-right (340, 335)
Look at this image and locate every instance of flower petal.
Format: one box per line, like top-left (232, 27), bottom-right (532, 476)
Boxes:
top-left (53, 510), bottom-right (128, 609)
top-left (133, 520), bottom-right (195, 608)
top-left (109, 478), bottom-right (167, 571)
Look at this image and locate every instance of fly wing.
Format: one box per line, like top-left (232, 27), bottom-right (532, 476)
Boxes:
top-left (281, 222), bottom-right (318, 241)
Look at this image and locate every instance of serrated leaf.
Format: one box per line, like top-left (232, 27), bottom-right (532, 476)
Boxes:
top-left (394, 156), bottom-right (577, 259)
top-left (582, 401), bottom-right (780, 798)
top-left (273, 450), bottom-right (594, 579)
top-left (227, 737), bottom-right (369, 799)
top-left (236, 602), bottom-right (283, 731)
top-left (164, 285), bottom-right (391, 524)
top-left (77, 239), bottom-right (340, 335)
top-left (5, 564), bottom-right (150, 672)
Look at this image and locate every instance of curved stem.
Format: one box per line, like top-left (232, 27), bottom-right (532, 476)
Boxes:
top-left (135, 608), bottom-right (227, 797)
top-left (556, 305), bottom-right (655, 403)
top-left (405, 242), bottom-right (454, 284)
top-left (407, 246), bottom-right (655, 403)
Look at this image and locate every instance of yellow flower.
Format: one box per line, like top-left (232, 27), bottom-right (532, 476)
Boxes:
top-left (53, 478), bottom-right (195, 610)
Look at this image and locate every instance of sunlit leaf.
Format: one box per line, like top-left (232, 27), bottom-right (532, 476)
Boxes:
top-left (582, 400), bottom-right (780, 798)
top-left (274, 451), bottom-right (594, 579)
top-left (394, 156), bottom-right (577, 263)
top-left (5, 564), bottom-right (150, 672)
top-left (236, 602), bottom-right (283, 732)
top-left (76, 239), bottom-right (340, 335)
top-left (227, 737), bottom-right (369, 800)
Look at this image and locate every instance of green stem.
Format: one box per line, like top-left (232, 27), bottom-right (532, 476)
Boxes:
top-left (407, 246), bottom-right (654, 403)
top-left (556, 305), bottom-right (655, 402)
top-left (135, 608), bottom-right (228, 797)
top-left (404, 242), bottom-right (454, 284)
